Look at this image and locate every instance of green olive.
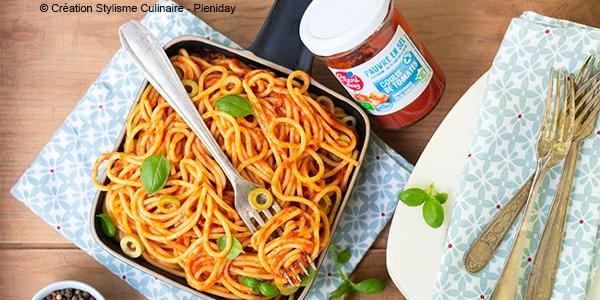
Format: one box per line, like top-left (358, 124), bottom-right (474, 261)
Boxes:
top-left (259, 282), bottom-right (280, 298)
top-left (240, 276), bottom-right (261, 289)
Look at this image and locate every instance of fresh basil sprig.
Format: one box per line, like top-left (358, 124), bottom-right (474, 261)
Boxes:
top-left (398, 188), bottom-right (429, 206)
top-left (330, 280), bottom-right (353, 297)
top-left (353, 278), bottom-right (386, 294)
top-left (329, 246), bottom-right (385, 298)
top-left (215, 95), bottom-right (254, 117)
top-left (239, 276), bottom-right (280, 297)
top-left (423, 197), bottom-right (444, 228)
top-left (435, 192), bottom-right (448, 204)
top-left (398, 183), bottom-right (447, 228)
top-left (140, 154), bottom-right (170, 195)
top-left (217, 235), bottom-right (244, 260)
top-left (96, 213), bottom-right (116, 237)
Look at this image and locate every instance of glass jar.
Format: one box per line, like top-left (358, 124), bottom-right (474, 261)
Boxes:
top-left (300, 0), bottom-right (445, 129)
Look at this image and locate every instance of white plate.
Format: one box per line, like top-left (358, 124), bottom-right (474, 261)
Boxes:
top-left (386, 72), bottom-right (600, 300)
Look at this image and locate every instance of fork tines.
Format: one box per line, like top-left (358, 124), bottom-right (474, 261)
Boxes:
top-left (540, 69), bottom-right (575, 147)
top-left (573, 56), bottom-right (600, 133)
top-left (281, 253), bottom-right (317, 286)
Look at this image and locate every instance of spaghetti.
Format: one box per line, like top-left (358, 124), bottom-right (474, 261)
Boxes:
top-left (92, 48), bottom-right (359, 299)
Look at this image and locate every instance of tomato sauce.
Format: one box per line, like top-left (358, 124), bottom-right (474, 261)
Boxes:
top-left (300, 1), bottom-right (445, 129)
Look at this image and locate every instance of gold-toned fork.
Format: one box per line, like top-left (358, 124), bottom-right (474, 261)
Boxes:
top-left (490, 69), bottom-right (576, 300)
top-left (526, 56), bottom-right (600, 300)
top-left (463, 62), bottom-right (593, 273)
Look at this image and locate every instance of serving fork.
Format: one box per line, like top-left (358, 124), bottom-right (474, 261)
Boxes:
top-left (119, 20), bottom-right (314, 286)
top-left (490, 69), bottom-right (576, 300)
top-left (526, 56), bottom-right (600, 300)
top-left (463, 59), bottom-right (597, 274)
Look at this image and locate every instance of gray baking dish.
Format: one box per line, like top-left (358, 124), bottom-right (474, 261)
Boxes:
top-left (90, 2), bottom-right (371, 299)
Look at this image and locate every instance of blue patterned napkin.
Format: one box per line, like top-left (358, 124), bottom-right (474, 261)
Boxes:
top-left (9, 1), bottom-right (413, 299)
top-left (432, 12), bottom-right (600, 300)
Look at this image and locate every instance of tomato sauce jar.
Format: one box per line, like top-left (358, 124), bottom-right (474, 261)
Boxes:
top-left (299, 0), bottom-right (445, 129)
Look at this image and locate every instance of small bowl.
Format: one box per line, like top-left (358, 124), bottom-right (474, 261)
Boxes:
top-left (31, 280), bottom-right (105, 300)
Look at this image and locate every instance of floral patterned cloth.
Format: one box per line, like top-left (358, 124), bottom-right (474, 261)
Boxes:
top-left (9, 1), bottom-right (413, 299)
top-left (432, 12), bottom-right (600, 300)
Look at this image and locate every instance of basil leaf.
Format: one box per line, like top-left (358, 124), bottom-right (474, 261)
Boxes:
top-left (259, 282), bottom-right (279, 298)
top-left (140, 154), bottom-right (170, 195)
top-left (240, 276), bottom-right (261, 289)
top-left (217, 235), bottom-right (244, 259)
top-left (330, 280), bottom-right (353, 298)
top-left (435, 192), bottom-right (448, 204)
top-left (299, 270), bottom-right (317, 287)
top-left (399, 188), bottom-right (429, 207)
top-left (352, 278), bottom-right (385, 294)
top-left (215, 95), bottom-right (254, 117)
top-left (423, 197), bottom-right (445, 228)
top-left (96, 213), bottom-right (116, 237)
top-left (337, 249), bottom-right (352, 264)
top-left (252, 285), bottom-right (260, 293)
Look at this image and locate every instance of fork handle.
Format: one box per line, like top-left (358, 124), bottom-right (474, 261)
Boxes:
top-left (490, 162), bottom-right (551, 300)
top-left (119, 21), bottom-right (244, 185)
top-left (525, 143), bottom-right (579, 300)
top-left (464, 175), bottom-right (533, 273)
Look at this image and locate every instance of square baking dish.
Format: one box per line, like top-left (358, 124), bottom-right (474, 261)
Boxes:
top-left (90, 35), bottom-right (371, 300)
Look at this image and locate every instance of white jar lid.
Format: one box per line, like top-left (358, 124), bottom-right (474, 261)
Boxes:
top-left (299, 0), bottom-right (391, 57)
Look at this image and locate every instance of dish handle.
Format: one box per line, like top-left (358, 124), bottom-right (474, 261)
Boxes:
top-left (248, 0), bottom-right (313, 72)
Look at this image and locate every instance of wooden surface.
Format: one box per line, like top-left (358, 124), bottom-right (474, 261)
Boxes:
top-left (1, 0), bottom-right (598, 299)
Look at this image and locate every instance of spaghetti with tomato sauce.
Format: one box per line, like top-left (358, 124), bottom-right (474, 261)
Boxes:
top-left (92, 49), bottom-right (359, 299)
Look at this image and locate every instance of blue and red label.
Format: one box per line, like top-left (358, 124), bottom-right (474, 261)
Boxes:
top-left (329, 26), bottom-right (432, 116)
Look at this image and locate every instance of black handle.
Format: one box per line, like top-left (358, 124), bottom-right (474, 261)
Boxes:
top-left (248, 0), bottom-right (313, 73)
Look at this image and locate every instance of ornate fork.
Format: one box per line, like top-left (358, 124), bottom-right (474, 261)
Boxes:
top-left (490, 69), bottom-right (576, 300)
top-left (526, 56), bottom-right (600, 300)
top-left (119, 21), bottom-right (314, 286)
top-left (463, 59), bottom-right (595, 273)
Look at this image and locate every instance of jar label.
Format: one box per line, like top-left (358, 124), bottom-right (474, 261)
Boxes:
top-left (329, 26), bottom-right (433, 116)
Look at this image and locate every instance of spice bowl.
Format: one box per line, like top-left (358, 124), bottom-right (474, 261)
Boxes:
top-left (31, 280), bottom-right (104, 300)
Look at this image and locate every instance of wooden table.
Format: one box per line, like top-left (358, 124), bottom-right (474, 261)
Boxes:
top-left (1, 0), bottom-right (598, 299)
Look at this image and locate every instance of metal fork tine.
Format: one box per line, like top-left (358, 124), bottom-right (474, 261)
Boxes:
top-left (242, 216), bottom-right (257, 233)
top-left (558, 74), bottom-right (570, 141)
top-left (540, 69), bottom-right (555, 137)
top-left (299, 260), bottom-right (309, 276)
top-left (581, 93), bottom-right (600, 123)
top-left (249, 209), bottom-right (266, 227)
top-left (271, 200), bottom-right (282, 212)
top-left (281, 269), bottom-right (294, 286)
top-left (550, 71), bottom-right (562, 139)
top-left (575, 69), bottom-right (600, 109)
top-left (575, 55), bottom-right (593, 85)
top-left (588, 55), bottom-right (598, 75)
top-left (582, 100), bottom-right (600, 130)
top-left (575, 75), bottom-right (599, 112)
top-left (304, 253), bottom-right (317, 270)
top-left (289, 264), bottom-right (302, 284)
top-left (576, 86), bottom-right (600, 123)
top-left (261, 208), bottom-right (273, 219)
top-left (568, 76), bottom-right (576, 127)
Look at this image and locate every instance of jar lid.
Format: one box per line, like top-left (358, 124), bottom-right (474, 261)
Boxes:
top-left (299, 0), bottom-right (391, 57)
